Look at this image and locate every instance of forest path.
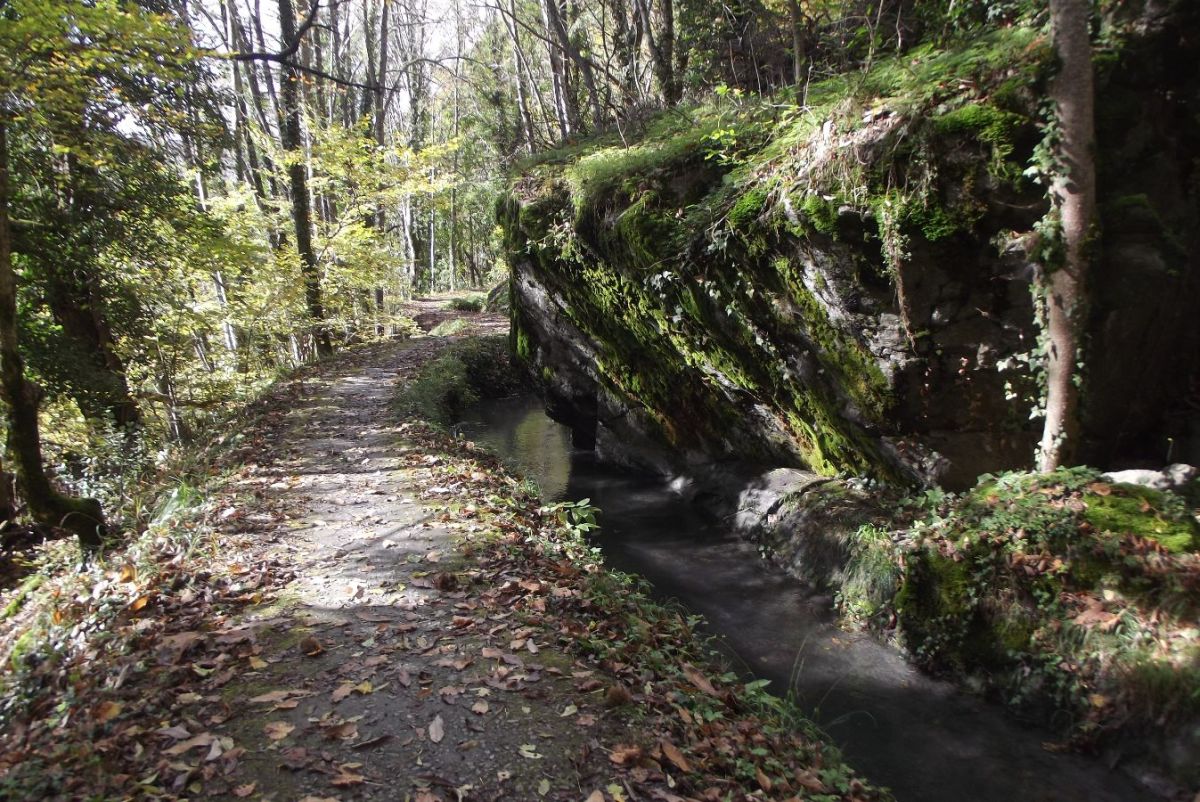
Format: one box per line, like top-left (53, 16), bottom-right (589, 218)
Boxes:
top-left (208, 333), bottom-right (620, 801)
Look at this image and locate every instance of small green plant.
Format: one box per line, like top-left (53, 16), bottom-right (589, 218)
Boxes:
top-left (542, 498), bottom-right (600, 538)
top-left (837, 523), bottom-right (901, 624)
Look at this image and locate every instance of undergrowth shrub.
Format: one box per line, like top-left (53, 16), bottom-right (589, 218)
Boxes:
top-left (398, 335), bottom-right (528, 425)
top-left (446, 296), bottom-right (484, 312)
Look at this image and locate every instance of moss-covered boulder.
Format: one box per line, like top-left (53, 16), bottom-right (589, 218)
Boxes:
top-left (500, 18), bottom-right (1200, 488)
top-left (891, 467), bottom-right (1200, 785)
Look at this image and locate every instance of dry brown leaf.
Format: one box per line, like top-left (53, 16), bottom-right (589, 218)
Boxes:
top-left (324, 722), bottom-right (359, 740)
top-left (428, 714), bottom-right (445, 743)
top-left (331, 684), bottom-right (354, 703)
top-left (163, 733), bottom-right (215, 756)
top-left (300, 635), bottom-right (324, 656)
top-left (156, 724), bottom-right (191, 739)
top-left (605, 685), bottom-right (632, 707)
top-left (471, 700), bottom-right (489, 715)
top-left (331, 771), bottom-right (365, 787)
top-left (681, 664), bottom-right (717, 696)
top-left (584, 792), bottom-right (605, 802)
top-left (609, 744), bottom-right (641, 766)
top-left (660, 740), bottom-right (691, 773)
top-left (755, 767), bottom-right (772, 792)
top-left (94, 701), bottom-right (123, 723)
top-left (233, 782), bottom-right (257, 797)
top-left (264, 721), bottom-right (295, 741)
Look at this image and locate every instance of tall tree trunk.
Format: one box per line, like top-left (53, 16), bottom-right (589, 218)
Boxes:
top-left (44, 270), bottom-right (142, 430)
top-left (540, 0), bottom-right (573, 138)
top-left (279, 0), bottom-right (333, 357)
top-left (637, 0), bottom-right (679, 104)
top-left (0, 122), bottom-right (106, 551)
top-left (789, 0), bottom-right (806, 85)
top-left (1038, 0), bottom-right (1095, 471)
top-left (502, 0), bottom-right (536, 151)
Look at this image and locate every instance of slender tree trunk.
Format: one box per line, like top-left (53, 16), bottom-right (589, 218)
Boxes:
top-left (502, 0), bottom-right (536, 151)
top-left (789, 0), bottom-right (806, 85)
top-left (1038, 0), bottom-right (1095, 471)
top-left (279, 0), bottom-right (333, 357)
top-left (540, 0), bottom-right (573, 138)
top-left (637, 0), bottom-right (679, 104)
top-left (0, 121), bottom-right (106, 551)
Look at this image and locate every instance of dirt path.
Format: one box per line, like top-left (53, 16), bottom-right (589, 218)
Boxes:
top-left (209, 339), bottom-right (621, 801)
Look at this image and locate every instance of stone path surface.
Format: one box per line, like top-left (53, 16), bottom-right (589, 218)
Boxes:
top-left (213, 338), bottom-right (621, 801)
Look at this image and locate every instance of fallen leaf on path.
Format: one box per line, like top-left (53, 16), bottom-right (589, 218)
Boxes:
top-left (94, 701), bottom-right (122, 723)
top-left (538, 778), bottom-right (551, 795)
top-left (471, 700), bottom-right (489, 715)
top-left (331, 770), bottom-right (366, 787)
top-left (560, 704), bottom-right (577, 717)
top-left (428, 715), bottom-right (445, 743)
top-left (324, 721), bottom-right (359, 740)
top-left (163, 733), bottom-right (215, 756)
top-left (264, 721), bottom-right (295, 740)
top-left (585, 792), bottom-right (605, 802)
top-left (300, 635), bottom-right (324, 656)
top-left (280, 746), bottom-right (310, 769)
top-left (609, 744), bottom-right (641, 766)
top-left (332, 683), bottom-right (354, 703)
top-left (233, 782), bottom-right (257, 797)
top-left (519, 744), bottom-right (543, 759)
top-left (351, 734), bottom-right (392, 750)
top-left (605, 685), bottom-right (632, 707)
top-left (660, 740), bottom-right (691, 773)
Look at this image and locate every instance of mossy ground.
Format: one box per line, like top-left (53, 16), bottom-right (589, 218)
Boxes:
top-left (884, 467), bottom-right (1200, 747)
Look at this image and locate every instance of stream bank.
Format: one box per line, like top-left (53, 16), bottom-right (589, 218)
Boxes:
top-left (460, 394), bottom-right (1185, 802)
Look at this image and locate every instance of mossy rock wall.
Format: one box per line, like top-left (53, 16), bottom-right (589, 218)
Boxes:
top-left (501, 17), bottom-right (1200, 487)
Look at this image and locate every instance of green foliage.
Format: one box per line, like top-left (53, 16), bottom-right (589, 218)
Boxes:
top-left (397, 336), bottom-right (528, 425)
top-left (446, 296), bottom-right (485, 312)
top-left (838, 523), bottom-right (902, 623)
top-left (430, 318), bottom-right (471, 337)
top-left (894, 468), bottom-right (1200, 740)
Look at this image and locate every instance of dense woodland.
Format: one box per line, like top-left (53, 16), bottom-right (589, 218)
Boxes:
top-left (1, 0), bottom-right (1118, 549)
top-left (1, 0), bottom-right (1199, 799)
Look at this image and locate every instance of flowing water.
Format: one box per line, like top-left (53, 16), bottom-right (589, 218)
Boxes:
top-left (458, 395), bottom-right (1157, 802)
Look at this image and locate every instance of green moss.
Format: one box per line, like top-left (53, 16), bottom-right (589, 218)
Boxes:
top-left (933, 103), bottom-right (1024, 148)
top-left (727, 185), bottom-right (770, 231)
top-left (799, 193), bottom-right (840, 236)
top-left (1083, 485), bottom-right (1199, 554)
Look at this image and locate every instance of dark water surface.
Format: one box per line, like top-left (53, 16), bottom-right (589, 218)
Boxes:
top-left (458, 396), bottom-right (1156, 802)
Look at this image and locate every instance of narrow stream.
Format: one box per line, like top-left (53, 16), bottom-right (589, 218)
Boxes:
top-left (458, 396), bottom-right (1156, 802)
